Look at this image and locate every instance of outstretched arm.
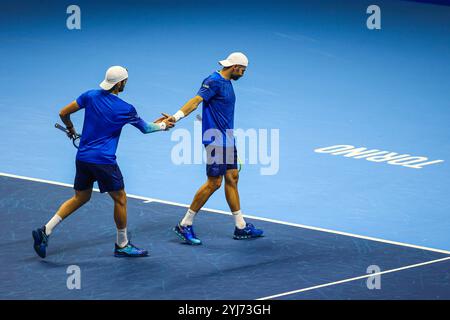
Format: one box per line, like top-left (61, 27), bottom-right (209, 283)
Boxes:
top-left (131, 118), bottom-right (169, 134)
top-left (158, 78), bottom-right (217, 124)
top-left (158, 95), bottom-right (203, 123)
top-left (130, 111), bottom-right (175, 134)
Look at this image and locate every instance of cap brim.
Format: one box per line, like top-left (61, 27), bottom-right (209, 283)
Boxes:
top-left (99, 80), bottom-right (115, 90)
top-left (218, 59), bottom-right (233, 67)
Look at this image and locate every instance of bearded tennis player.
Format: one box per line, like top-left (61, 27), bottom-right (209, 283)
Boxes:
top-left (167, 52), bottom-right (264, 245)
top-left (32, 66), bottom-right (174, 258)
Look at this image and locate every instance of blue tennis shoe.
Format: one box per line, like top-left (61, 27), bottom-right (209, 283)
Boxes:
top-left (32, 226), bottom-right (49, 258)
top-left (114, 242), bottom-right (149, 257)
top-left (233, 223), bottom-right (264, 240)
top-left (173, 224), bottom-right (202, 245)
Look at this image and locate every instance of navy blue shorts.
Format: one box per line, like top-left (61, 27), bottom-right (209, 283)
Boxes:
top-left (74, 160), bottom-right (124, 193)
top-left (205, 144), bottom-right (238, 177)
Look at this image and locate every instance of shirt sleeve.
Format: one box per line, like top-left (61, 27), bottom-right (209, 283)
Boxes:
top-left (197, 78), bottom-right (220, 102)
top-left (128, 106), bottom-right (161, 134)
top-left (76, 91), bottom-right (90, 109)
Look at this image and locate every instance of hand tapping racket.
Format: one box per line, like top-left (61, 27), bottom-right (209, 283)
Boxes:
top-left (55, 123), bottom-right (81, 149)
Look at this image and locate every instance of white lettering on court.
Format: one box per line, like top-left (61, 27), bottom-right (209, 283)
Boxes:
top-left (314, 145), bottom-right (444, 169)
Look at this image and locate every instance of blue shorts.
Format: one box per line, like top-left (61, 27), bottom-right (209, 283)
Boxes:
top-left (205, 144), bottom-right (238, 177)
top-left (74, 160), bottom-right (124, 193)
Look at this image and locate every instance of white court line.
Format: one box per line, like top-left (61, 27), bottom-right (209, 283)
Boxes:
top-left (256, 256), bottom-right (450, 300)
top-left (1, 171), bottom-right (450, 255)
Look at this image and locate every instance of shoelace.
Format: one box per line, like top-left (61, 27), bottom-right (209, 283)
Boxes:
top-left (41, 230), bottom-right (49, 244)
top-left (243, 224), bottom-right (257, 234)
top-left (125, 233), bottom-right (142, 252)
top-left (186, 226), bottom-right (198, 239)
top-left (124, 243), bottom-right (142, 253)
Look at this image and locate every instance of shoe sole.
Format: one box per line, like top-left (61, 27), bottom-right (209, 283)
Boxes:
top-left (173, 228), bottom-right (202, 245)
top-left (233, 234), bottom-right (264, 240)
top-left (114, 252), bottom-right (149, 258)
top-left (32, 230), bottom-right (46, 258)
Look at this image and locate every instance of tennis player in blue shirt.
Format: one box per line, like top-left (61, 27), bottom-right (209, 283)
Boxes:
top-left (32, 66), bottom-right (174, 258)
top-left (168, 52), bottom-right (264, 245)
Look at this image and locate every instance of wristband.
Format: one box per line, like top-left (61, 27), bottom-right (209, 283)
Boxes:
top-left (159, 122), bottom-right (167, 130)
top-left (173, 110), bottom-right (185, 122)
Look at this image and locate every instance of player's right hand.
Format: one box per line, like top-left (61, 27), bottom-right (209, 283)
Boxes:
top-left (67, 127), bottom-right (77, 139)
top-left (154, 112), bottom-right (175, 124)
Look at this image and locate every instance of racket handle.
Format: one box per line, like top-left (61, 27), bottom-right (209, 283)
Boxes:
top-left (55, 123), bottom-right (68, 133)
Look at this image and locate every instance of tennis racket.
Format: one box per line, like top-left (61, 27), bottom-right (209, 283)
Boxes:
top-left (55, 123), bottom-right (81, 149)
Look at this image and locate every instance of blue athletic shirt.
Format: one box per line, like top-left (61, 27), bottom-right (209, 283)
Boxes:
top-left (75, 89), bottom-right (160, 164)
top-left (197, 71), bottom-right (236, 147)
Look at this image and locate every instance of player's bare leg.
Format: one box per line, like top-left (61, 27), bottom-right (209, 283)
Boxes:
top-left (174, 176), bottom-right (223, 245)
top-left (32, 189), bottom-right (92, 258)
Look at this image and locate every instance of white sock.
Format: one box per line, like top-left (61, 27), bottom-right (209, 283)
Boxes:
top-left (232, 210), bottom-right (246, 229)
top-left (180, 209), bottom-right (197, 227)
top-left (117, 228), bottom-right (128, 248)
top-left (44, 215), bottom-right (62, 236)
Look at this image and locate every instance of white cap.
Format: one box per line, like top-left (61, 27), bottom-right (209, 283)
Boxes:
top-left (99, 66), bottom-right (128, 90)
top-left (219, 52), bottom-right (249, 67)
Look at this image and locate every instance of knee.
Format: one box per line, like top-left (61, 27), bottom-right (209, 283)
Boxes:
top-left (208, 177), bottom-right (223, 191)
top-left (74, 191), bottom-right (91, 204)
top-left (114, 192), bottom-right (127, 207)
top-left (226, 171), bottom-right (239, 187)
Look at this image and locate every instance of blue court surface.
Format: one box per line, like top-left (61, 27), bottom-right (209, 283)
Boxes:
top-left (1, 0), bottom-right (450, 300)
top-left (1, 174), bottom-right (449, 300)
